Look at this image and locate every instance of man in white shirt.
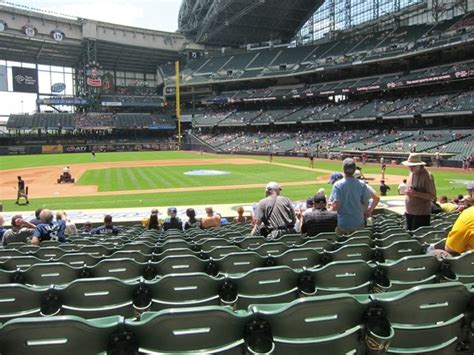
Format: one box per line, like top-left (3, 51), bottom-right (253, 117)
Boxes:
top-left (398, 179), bottom-right (408, 195)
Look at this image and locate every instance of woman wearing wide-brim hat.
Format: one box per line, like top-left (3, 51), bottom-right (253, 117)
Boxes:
top-left (402, 153), bottom-right (437, 231)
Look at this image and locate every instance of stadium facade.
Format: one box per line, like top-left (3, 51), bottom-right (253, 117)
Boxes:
top-left (0, 0), bottom-right (472, 166)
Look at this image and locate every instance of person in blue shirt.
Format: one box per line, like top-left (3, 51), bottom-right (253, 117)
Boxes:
top-left (330, 158), bottom-right (371, 236)
top-left (93, 215), bottom-right (120, 235)
top-left (32, 209), bottom-right (66, 245)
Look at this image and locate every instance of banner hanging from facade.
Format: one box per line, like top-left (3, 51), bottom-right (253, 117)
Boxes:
top-left (12, 67), bottom-right (38, 93)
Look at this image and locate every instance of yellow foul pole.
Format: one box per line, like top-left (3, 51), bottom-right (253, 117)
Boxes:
top-left (175, 61), bottom-right (181, 146)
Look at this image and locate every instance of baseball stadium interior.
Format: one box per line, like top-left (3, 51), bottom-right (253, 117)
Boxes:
top-left (0, 0), bottom-right (473, 354)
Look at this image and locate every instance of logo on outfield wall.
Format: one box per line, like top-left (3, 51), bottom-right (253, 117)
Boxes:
top-left (184, 170), bottom-right (230, 176)
top-left (51, 30), bottom-right (65, 41)
top-left (23, 25), bottom-right (36, 37)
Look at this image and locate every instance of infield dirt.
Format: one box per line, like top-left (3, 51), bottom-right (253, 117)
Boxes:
top-left (0, 158), bottom-right (401, 199)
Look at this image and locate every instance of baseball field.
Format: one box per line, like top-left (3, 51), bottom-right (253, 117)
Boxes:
top-left (0, 151), bottom-right (472, 212)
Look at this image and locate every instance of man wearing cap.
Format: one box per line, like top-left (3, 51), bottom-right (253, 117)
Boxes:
top-left (163, 207), bottom-right (183, 231)
top-left (330, 158), bottom-right (371, 236)
top-left (251, 182), bottom-right (296, 239)
top-left (402, 153), bottom-right (436, 231)
top-left (300, 192), bottom-right (338, 236)
top-left (328, 172), bottom-right (343, 185)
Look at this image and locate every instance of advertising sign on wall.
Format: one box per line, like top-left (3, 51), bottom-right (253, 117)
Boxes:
top-left (12, 67), bottom-right (38, 93)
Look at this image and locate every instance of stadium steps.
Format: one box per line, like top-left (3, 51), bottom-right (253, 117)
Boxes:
top-left (347, 34), bottom-right (370, 54)
top-left (188, 132), bottom-right (221, 152)
top-left (301, 46), bottom-right (320, 63)
top-left (421, 133), bottom-right (471, 153)
top-left (369, 27), bottom-right (396, 52)
top-left (193, 58), bottom-right (211, 74)
top-left (317, 41), bottom-right (340, 59)
top-left (268, 50), bottom-right (282, 67)
top-left (367, 133), bottom-right (416, 151)
top-left (218, 56), bottom-right (235, 73)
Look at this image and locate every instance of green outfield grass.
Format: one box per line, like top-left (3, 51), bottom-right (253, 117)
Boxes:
top-left (0, 151), bottom-right (218, 170)
top-left (78, 164), bottom-right (324, 191)
top-left (1, 152), bottom-right (472, 211)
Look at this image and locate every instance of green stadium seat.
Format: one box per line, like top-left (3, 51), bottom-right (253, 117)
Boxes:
top-left (448, 251), bottom-right (474, 284)
top-left (61, 278), bottom-right (134, 319)
top-left (377, 240), bottom-right (424, 261)
top-left (275, 248), bottom-right (321, 270)
top-left (199, 238), bottom-right (233, 251)
top-left (335, 236), bottom-right (375, 247)
top-left (126, 307), bottom-right (249, 354)
top-left (275, 234), bottom-right (305, 246)
top-left (414, 230), bottom-right (448, 244)
top-left (157, 255), bottom-right (207, 275)
top-left (237, 236), bottom-right (267, 250)
top-left (35, 247), bottom-right (67, 260)
top-left (307, 231), bottom-right (338, 242)
top-left (371, 282), bottom-right (471, 353)
top-left (23, 263), bottom-right (80, 286)
top-left (216, 252), bottom-right (264, 275)
top-left (233, 266), bottom-right (298, 308)
top-left (109, 251), bottom-right (150, 263)
top-left (375, 233), bottom-right (412, 247)
top-left (328, 244), bottom-right (374, 262)
top-left (249, 293), bottom-right (369, 354)
top-left (299, 239), bottom-right (332, 251)
top-left (0, 284), bottom-right (44, 322)
top-left (0, 315), bottom-right (123, 355)
top-left (79, 245), bottom-right (114, 257)
top-left (55, 253), bottom-right (102, 267)
top-left (92, 259), bottom-right (144, 281)
top-left (311, 260), bottom-right (373, 295)
top-left (117, 242), bottom-right (154, 254)
top-left (379, 255), bottom-right (440, 291)
top-left (149, 273), bottom-right (222, 311)
top-left (2, 256), bottom-right (44, 271)
top-left (253, 242), bottom-right (289, 256)
top-left (207, 246), bottom-right (244, 259)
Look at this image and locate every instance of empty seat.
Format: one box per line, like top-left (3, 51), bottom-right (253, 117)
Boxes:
top-left (0, 315), bottom-right (123, 355)
top-left (371, 282), bottom-right (471, 353)
top-left (216, 252), bottom-right (264, 275)
top-left (0, 284), bottom-right (44, 322)
top-left (311, 260), bottom-right (373, 294)
top-left (275, 248), bottom-right (321, 270)
top-left (23, 263), bottom-right (80, 286)
top-left (233, 266), bottom-right (298, 308)
top-left (126, 307), bottom-right (250, 354)
top-left (249, 293), bottom-right (369, 354)
top-left (150, 273), bottom-right (222, 311)
top-left (93, 259), bottom-right (143, 281)
top-left (380, 255), bottom-right (440, 291)
top-left (61, 278), bottom-right (134, 318)
top-left (157, 255), bottom-right (206, 276)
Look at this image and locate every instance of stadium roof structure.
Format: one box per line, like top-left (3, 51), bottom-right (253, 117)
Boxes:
top-left (178, 0), bottom-right (325, 46)
top-left (0, 4), bottom-right (184, 73)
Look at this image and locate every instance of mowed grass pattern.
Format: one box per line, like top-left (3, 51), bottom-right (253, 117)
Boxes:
top-left (2, 151), bottom-right (472, 211)
top-left (0, 151), bottom-right (218, 170)
top-left (78, 164), bottom-right (325, 191)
